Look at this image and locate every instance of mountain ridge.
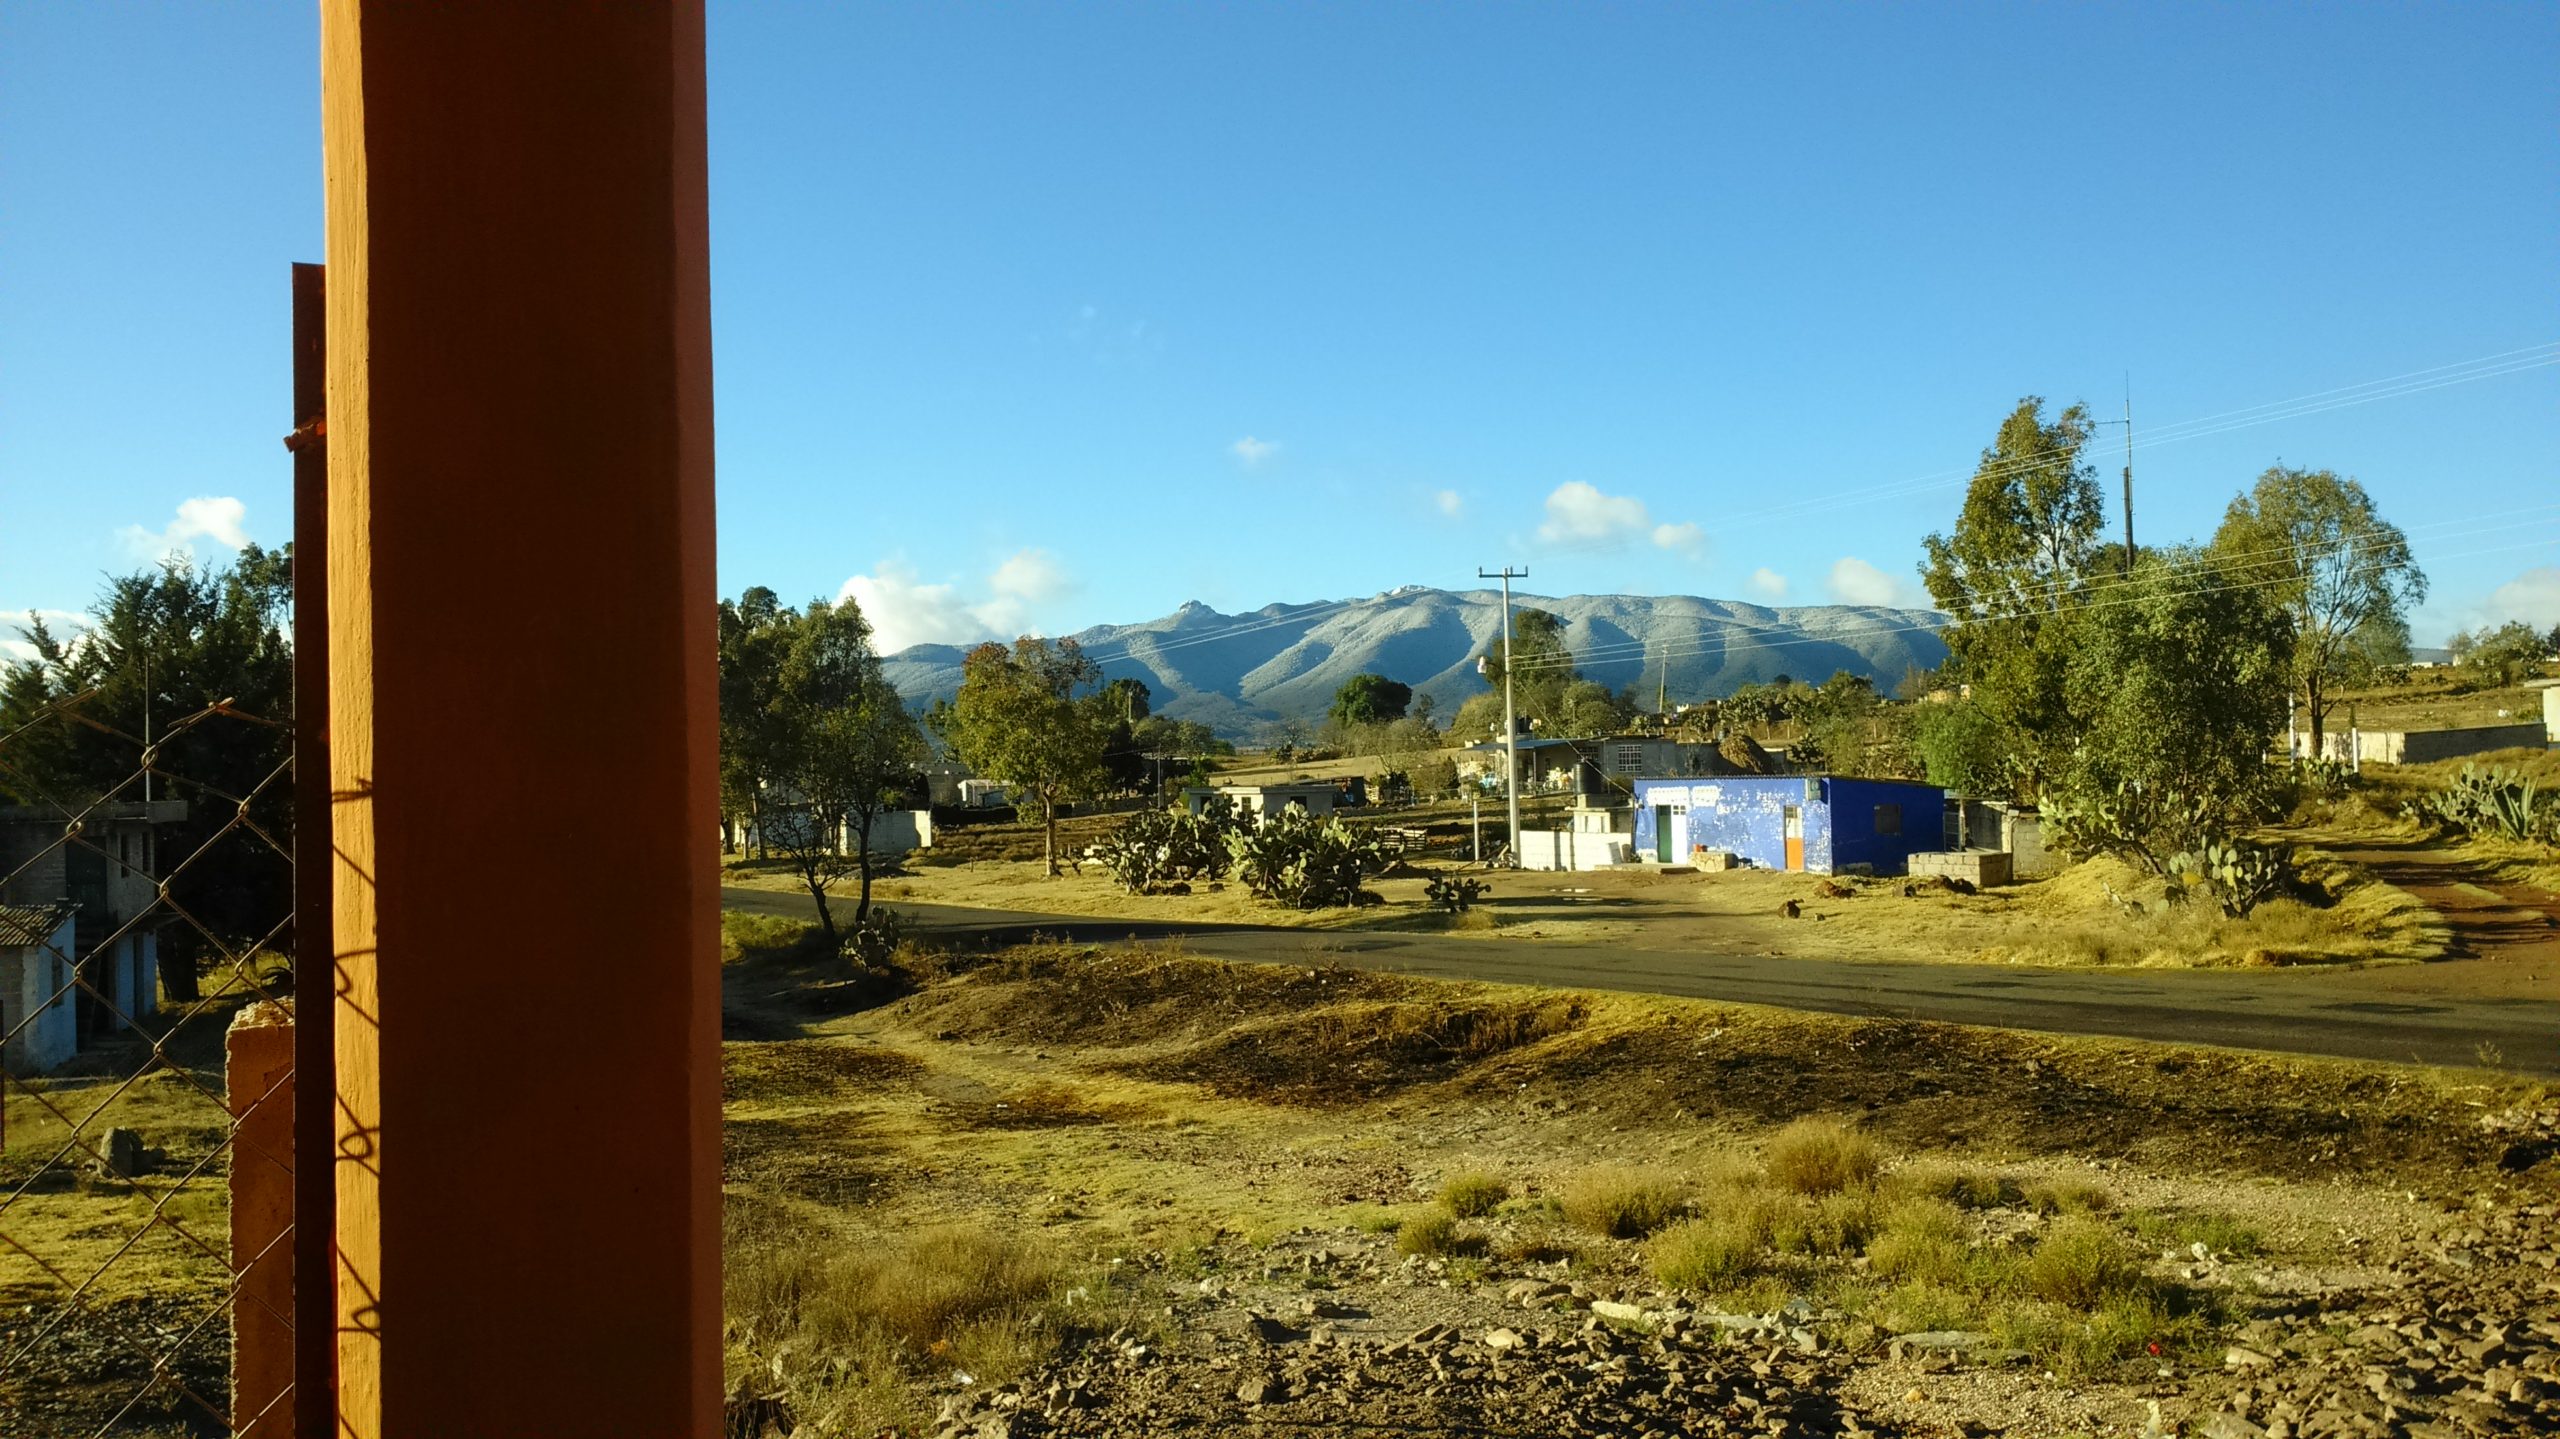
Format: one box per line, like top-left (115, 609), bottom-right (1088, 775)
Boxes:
top-left (881, 587), bottom-right (1950, 738)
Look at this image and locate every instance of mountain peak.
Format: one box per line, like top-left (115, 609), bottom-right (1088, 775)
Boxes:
top-left (882, 586), bottom-right (1946, 739)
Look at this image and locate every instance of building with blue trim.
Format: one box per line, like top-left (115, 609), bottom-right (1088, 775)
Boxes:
top-left (1629, 776), bottom-right (1947, 875)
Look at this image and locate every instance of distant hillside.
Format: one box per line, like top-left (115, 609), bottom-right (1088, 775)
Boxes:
top-left (881, 586), bottom-right (1950, 740)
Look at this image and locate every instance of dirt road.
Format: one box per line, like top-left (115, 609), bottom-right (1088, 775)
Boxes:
top-left (720, 886), bottom-right (2560, 1075)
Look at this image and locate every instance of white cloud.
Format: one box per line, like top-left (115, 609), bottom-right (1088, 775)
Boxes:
top-left (1826, 556), bottom-right (1929, 609)
top-left (838, 548), bottom-right (1077, 654)
top-left (2484, 567), bottom-right (2560, 631)
top-left (1433, 489), bottom-right (1465, 520)
top-left (118, 496), bottom-right (251, 563)
top-left (1651, 522), bottom-right (1708, 558)
top-left (1536, 482), bottom-right (1653, 547)
top-left (1231, 436), bottom-right (1279, 467)
top-left (1746, 567), bottom-right (1789, 602)
top-left (2, 609), bottom-right (90, 665)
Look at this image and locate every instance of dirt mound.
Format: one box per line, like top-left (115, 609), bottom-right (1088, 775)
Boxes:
top-left (913, 942), bottom-right (1424, 1049)
top-left (723, 1038), bottom-right (924, 1102)
top-left (1130, 997), bottom-right (1586, 1105)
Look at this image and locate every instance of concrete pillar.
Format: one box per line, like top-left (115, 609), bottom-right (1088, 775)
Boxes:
top-left (225, 1002), bottom-right (293, 1438)
top-left (320, 4), bottom-right (721, 1434)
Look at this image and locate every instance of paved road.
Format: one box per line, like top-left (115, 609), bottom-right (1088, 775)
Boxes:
top-left (722, 886), bottom-right (2560, 1075)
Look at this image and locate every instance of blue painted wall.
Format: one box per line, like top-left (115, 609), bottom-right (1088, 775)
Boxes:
top-left (1631, 776), bottom-right (1945, 875)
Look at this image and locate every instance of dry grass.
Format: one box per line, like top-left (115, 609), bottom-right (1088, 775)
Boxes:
top-left (2024, 1218), bottom-right (2145, 1309)
top-left (724, 1212), bottom-right (1084, 1432)
top-left (1397, 1210), bottom-right (1470, 1257)
top-left (1557, 1166), bottom-right (1689, 1239)
top-left (1891, 1161), bottom-right (2018, 1210)
top-left (1437, 1171), bottom-right (1510, 1218)
top-left (2022, 1176), bottom-right (2113, 1216)
top-left (1762, 1119), bottom-right (1880, 1196)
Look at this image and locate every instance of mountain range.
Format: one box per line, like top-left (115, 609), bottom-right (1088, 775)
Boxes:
top-left (881, 587), bottom-right (1950, 740)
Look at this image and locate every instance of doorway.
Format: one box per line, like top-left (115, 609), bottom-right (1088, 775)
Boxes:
top-left (1782, 805), bottom-right (1804, 871)
top-left (1653, 804), bottom-right (1675, 862)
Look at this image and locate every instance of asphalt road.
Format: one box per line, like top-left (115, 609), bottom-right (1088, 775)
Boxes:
top-left (722, 886), bottom-right (2560, 1076)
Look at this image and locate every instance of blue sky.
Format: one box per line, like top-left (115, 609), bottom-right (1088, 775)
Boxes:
top-left (5, 3), bottom-right (2555, 658)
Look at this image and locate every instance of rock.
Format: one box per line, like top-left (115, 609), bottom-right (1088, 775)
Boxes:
top-left (1591, 1300), bottom-right (1649, 1325)
top-left (1246, 1314), bottom-right (1302, 1345)
top-left (97, 1128), bottom-right (146, 1178)
top-left (1234, 1374), bottom-right (1282, 1404)
top-left (2228, 1345), bottom-right (2278, 1369)
top-left (2198, 1414), bottom-right (2269, 1439)
top-left (1482, 1328), bottom-right (1526, 1351)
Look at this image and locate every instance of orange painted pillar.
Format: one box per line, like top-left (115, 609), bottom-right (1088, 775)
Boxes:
top-left (319, 4), bottom-right (721, 1435)
top-left (225, 1002), bottom-right (294, 1438)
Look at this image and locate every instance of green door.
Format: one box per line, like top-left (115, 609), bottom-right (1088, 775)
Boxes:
top-left (1654, 805), bottom-right (1675, 862)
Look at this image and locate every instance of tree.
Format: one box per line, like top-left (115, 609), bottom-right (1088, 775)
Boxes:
top-left (716, 587), bottom-right (793, 854)
top-left (1328, 673), bottom-right (1412, 729)
top-left (2048, 548), bottom-right (2293, 867)
top-left (724, 594), bottom-right (924, 941)
top-left (2454, 620), bottom-right (2550, 690)
top-left (1911, 699), bottom-right (2007, 795)
top-left (1100, 677), bottom-right (1152, 725)
top-left (2211, 465), bottom-right (2425, 752)
top-left (944, 636), bottom-right (1108, 874)
top-left (1, 551), bottom-right (297, 1001)
top-left (1473, 608), bottom-right (1578, 733)
top-left (1919, 397), bottom-right (2107, 796)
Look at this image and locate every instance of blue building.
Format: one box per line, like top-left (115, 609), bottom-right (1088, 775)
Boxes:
top-left (1628, 776), bottom-right (1947, 875)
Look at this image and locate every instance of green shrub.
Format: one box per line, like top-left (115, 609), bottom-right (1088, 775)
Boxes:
top-left (1647, 1206), bottom-right (1772, 1292)
top-left (1893, 1162), bottom-right (2017, 1210)
top-left (1770, 1189), bottom-right (1877, 1257)
top-left (2021, 1177), bottom-right (2112, 1216)
top-left (1558, 1167), bottom-right (1688, 1239)
top-left (1866, 1198), bottom-right (1966, 1285)
top-left (1398, 1210), bottom-right (1462, 1257)
top-left (722, 910), bottom-right (821, 962)
top-left (2026, 1219), bottom-right (2145, 1310)
top-left (2127, 1208), bottom-right (2263, 1258)
top-left (1438, 1171), bottom-right (1509, 1219)
top-left (1762, 1119), bottom-right (1880, 1196)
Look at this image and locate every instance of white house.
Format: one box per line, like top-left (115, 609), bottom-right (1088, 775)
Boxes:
top-left (0, 801), bottom-right (177, 1044)
top-left (1, 902), bottom-right (80, 1075)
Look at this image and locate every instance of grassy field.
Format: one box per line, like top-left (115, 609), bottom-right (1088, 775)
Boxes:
top-left (717, 919), bottom-right (2555, 1435)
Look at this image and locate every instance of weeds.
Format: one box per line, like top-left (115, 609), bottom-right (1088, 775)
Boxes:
top-left (1397, 1210), bottom-right (1464, 1257)
top-left (1892, 1161), bottom-right (2018, 1210)
top-left (1438, 1171), bottom-right (1510, 1219)
top-left (1559, 1167), bottom-right (1689, 1239)
top-left (1763, 1119), bottom-right (1881, 1196)
top-left (2025, 1219), bottom-right (2145, 1309)
top-left (2022, 1177), bottom-right (2113, 1216)
top-left (2128, 1208), bottom-right (2264, 1258)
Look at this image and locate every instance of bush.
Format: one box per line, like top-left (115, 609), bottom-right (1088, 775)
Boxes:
top-left (1867, 1198), bottom-right (1967, 1286)
top-left (2407, 763), bottom-right (2558, 845)
top-left (2021, 1177), bottom-right (2112, 1216)
top-left (1425, 873), bottom-right (1488, 913)
top-left (722, 910), bottom-right (822, 963)
top-left (1397, 1210), bottom-right (1463, 1257)
top-left (1647, 1208), bottom-right (1770, 1292)
top-left (2025, 1219), bottom-right (2145, 1310)
top-left (1893, 1162), bottom-right (2017, 1210)
top-left (1762, 1119), bottom-right (1880, 1196)
top-left (1558, 1167), bottom-right (1688, 1239)
top-left (1438, 1171), bottom-right (1509, 1218)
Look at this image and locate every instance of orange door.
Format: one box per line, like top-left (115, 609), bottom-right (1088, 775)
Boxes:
top-left (1782, 805), bottom-right (1804, 871)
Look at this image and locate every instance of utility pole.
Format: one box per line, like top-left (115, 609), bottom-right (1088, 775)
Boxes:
top-left (2091, 379), bottom-right (2134, 571)
top-left (1479, 566), bottom-right (1527, 865)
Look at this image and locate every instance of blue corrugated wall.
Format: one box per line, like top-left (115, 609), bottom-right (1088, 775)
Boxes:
top-left (1630, 776), bottom-right (1945, 875)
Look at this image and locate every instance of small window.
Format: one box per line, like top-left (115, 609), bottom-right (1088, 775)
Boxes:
top-left (1874, 803), bottom-right (1902, 837)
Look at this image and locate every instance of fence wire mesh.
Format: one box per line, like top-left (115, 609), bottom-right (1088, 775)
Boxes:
top-left (0, 684), bottom-right (297, 1438)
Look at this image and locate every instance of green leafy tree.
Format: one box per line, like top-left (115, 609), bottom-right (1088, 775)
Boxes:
top-left (2047, 548), bottom-right (2294, 867)
top-left (1911, 699), bottom-right (2008, 795)
top-left (944, 636), bottom-right (1107, 875)
top-left (716, 587), bottom-right (795, 855)
top-left (1474, 608), bottom-right (1578, 733)
top-left (2453, 620), bottom-right (2550, 690)
top-left (1919, 397), bottom-right (2107, 796)
top-left (1328, 673), bottom-right (1413, 728)
top-left (1, 550), bottom-right (296, 1000)
top-left (2211, 465), bottom-right (2425, 752)
top-left (723, 594), bottom-right (924, 940)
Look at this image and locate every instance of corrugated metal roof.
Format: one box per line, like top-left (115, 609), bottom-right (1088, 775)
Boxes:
top-left (0, 901), bottom-right (75, 948)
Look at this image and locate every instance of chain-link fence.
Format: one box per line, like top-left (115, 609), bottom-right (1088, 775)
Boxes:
top-left (0, 685), bottom-right (298, 1437)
